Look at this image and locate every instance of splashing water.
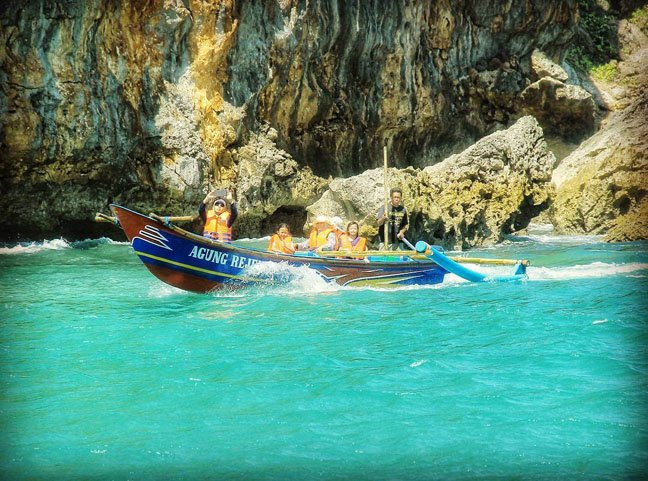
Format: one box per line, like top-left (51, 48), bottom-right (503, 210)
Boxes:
top-left (233, 260), bottom-right (337, 295)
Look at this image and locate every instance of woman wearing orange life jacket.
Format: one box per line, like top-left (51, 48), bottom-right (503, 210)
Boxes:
top-left (268, 223), bottom-right (295, 254)
top-left (338, 221), bottom-right (368, 252)
top-left (199, 190), bottom-right (238, 242)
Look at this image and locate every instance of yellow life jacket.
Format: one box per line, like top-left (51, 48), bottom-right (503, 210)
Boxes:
top-left (268, 234), bottom-right (294, 254)
top-left (308, 227), bottom-right (333, 248)
top-left (339, 234), bottom-right (367, 252)
top-left (203, 210), bottom-right (232, 242)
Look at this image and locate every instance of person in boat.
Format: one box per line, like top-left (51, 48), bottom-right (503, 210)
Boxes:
top-left (268, 223), bottom-right (295, 254)
top-left (295, 215), bottom-right (337, 252)
top-left (337, 221), bottom-right (368, 252)
top-left (330, 216), bottom-right (346, 251)
top-left (375, 187), bottom-right (409, 250)
top-left (199, 189), bottom-right (238, 242)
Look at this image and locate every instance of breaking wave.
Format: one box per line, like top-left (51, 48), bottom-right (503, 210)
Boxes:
top-left (0, 237), bottom-right (127, 255)
top-left (504, 223), bottom-right (606, 245)
top-left (528, 261), bottom-right (648, 281)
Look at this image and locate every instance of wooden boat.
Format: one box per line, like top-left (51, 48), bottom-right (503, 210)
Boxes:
top-left (100, 205), bottom-right (528, 293)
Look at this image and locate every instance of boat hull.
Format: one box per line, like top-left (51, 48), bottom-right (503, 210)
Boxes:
top-left (111, 205), bottom-right (448, 293)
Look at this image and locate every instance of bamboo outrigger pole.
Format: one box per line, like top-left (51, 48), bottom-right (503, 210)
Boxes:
top-left (95, 212), bottom-right (118, 224)
top-left (383, 144), bottom-right (389, 251)
top-left (317, 249), bottom-right (529, 266)
top-left (96, 212), bottom-right (197, 225)
top-left (149, 213), bottom-right (198, 224)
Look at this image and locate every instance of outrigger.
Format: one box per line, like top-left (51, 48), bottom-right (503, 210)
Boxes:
top-left (97, 205), bottom-right (529, 293)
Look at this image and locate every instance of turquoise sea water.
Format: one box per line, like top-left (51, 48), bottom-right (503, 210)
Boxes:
top-left (1, 229), bottom-right (647, 480)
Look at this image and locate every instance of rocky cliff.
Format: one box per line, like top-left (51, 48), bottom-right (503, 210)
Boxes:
top-left (550, 15), bottom-right (648, 242)
top-left (1, 0), bottom-right (585, 243)
top-left (3, 1), bottom-right (645, 247)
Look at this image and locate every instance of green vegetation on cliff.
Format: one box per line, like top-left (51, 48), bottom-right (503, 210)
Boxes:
top-left (630, 5), bottom-right (648, 32)
top-left (567, 2), bottom-right (647, 76)
top-left (566, 0), bottom-right (619, 73)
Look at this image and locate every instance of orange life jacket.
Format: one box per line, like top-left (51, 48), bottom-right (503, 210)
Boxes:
top-left (268, 234), bottom-right (294, 254)
top-left (203, 210), bottom-right (232, 242)
top-left (308, 227), bottom-right (333, 249)
top-left (339, 234), bottom-right (367, 252)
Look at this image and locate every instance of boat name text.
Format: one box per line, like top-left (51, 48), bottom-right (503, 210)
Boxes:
top-left (188, 246), bottom-right (260, 269)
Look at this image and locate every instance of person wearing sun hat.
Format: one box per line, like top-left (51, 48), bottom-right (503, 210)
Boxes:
top-left (199, 188), bottom-right (238, 242)
top-left (329, 216), bottom-right (346, 250)
top-left (295, 214), bottom-right (336, 251)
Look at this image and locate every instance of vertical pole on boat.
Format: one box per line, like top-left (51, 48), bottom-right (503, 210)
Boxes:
top-left (383, 144), bottom-right (389, 251)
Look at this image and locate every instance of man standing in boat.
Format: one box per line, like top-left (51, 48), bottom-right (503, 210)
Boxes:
top-left (376, 187), bottom-right (409, 250)
top-left (199, 189), bottom-right (238, 242)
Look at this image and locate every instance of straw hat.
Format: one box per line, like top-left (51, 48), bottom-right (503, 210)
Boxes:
top-left (314, 215), bottom-right (330, 225)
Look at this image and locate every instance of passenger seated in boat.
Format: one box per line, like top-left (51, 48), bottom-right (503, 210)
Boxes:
top-left (295, 215), bottom-right (336, 252)
top-left (199, 189), bottom-right (238, 242)
top-left (268, 223), bottom-right (295, 254)
top-left (376, 187), bottom-right (409, 250)
top-left (330, 216), bottom-right (346, 250)
top-left (337, 221), bottom-right (368, 252)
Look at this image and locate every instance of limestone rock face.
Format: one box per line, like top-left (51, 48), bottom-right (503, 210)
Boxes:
top-left (550, 91), bottom-right (648, 241)
top-left (530, 49), bottom-right (568, 82)
top-left (521, 49), bottom-right (595, 142)
top-left (0, 0), bottom-right (579, 241)
top-left (0, 0), bottom-right (219, 239)
top-left (233, 126), bottom-right (328, 238)
top-left (308, 116), bottom-right (554, 250)
top-left (248, 1), bottom-right (577, 175)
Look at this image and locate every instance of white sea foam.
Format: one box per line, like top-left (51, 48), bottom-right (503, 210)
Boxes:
top-left (504, 225), bottom-right (606, 245)
top-left (0, 238), bottom-right (71, 254)
top-left (526, 233), bottom-right (606, 245)
top-left (242, 261), bottom-right (337, 295)
top-left (202, 260), bottom-right (338, 299)
top-left (501, 224), bottom-right (607, 246)
top-left (528, 262), bottom-right (648, 281)
top-left (410, 359), bottom-right (428, 368)
top-left (0, 237), bottom-right (126, 255)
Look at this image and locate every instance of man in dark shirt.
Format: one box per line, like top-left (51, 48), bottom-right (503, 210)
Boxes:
top-left (376, 187), bottom-right (409, 250)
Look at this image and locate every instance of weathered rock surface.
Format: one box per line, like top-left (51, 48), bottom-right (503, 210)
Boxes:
top-left (233, 125), bottom-right (328, 238)
top-left (550, 90), bottom-right (648, 240)
top-left (520, 78), bottom-right (596, 139)
top-left (0, 0), bottom-right (580, 241)
top-left (521, 51), bottom-right (596, 140)
top-left (2, 1), bottom-right (643, 244)
top-left (549, 12), bottom-right (648, 243)
top-left (530, 49), bottom-right (569, 82)
top-left (307, 116), bottom-right (554, 249)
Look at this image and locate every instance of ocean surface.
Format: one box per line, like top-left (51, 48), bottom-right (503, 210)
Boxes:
top-left (1, 227), bottom-right (647, 480)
